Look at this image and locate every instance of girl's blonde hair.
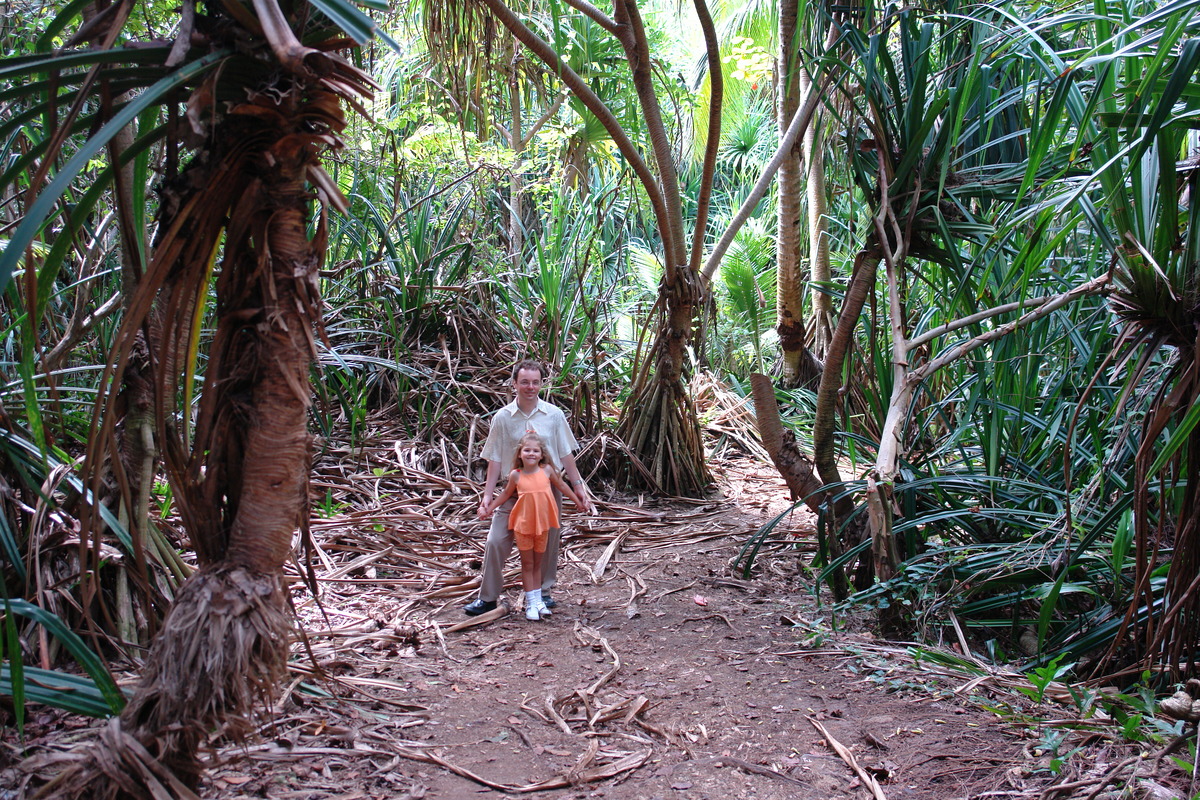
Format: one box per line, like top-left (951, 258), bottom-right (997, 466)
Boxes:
top-left (511, 432), bottom-right (550, 470)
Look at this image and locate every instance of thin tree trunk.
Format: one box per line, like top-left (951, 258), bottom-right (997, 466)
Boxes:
top-left (776, 0), bottom-right (808, 387)
top-left (865, 249), bottom-right (908, 584)
top-left (811, 244), bottom-right (880, 599)
top-left (507, 53), bottom-right (524, 267)
top-left (804, 23), bottom-right (840, 357)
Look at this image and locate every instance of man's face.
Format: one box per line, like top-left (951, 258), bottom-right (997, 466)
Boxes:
top-left (514, 368), bottom-right (544, 403)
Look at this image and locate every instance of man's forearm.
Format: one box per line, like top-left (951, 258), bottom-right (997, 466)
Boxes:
top-left (561, 455), bottom-right (586, 492)
top-left (482, 460), bottom-right (501, 502)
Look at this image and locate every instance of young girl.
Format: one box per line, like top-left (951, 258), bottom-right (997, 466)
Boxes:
top-left (481, 432), bottom-right (584, 620)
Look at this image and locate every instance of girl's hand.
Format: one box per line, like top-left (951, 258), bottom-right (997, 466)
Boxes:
top-left (478, 500), bottom-right (491, 520)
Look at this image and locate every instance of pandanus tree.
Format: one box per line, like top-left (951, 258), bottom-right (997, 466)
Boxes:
top-left (778, 0), bottom-right (1200, 677)
top-left (1079, 0), bottom-right (1200, 678)
top-left (0, 0), bottom-right (383, 792)
top-left (426, 0), bottom-right (723, 495)
top-left (777, 2), bottom-right (1117, 597)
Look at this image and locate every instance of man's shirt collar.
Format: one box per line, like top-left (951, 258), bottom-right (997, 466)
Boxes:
top-left (504, 399), bottom-right (549, 417)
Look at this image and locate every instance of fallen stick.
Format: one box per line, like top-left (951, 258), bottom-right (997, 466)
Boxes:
top-left (442, 600), bottom-right (510, 633)
top-left (684, 756), bottom-right (808, 787)
top-left (808, 717), bottom-right (888, 800)
top-left (389, 744), bottom-right (652, 793)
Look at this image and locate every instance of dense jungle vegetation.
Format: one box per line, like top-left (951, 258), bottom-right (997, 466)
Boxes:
top-left (2, 0), bottom-right (1200, 793)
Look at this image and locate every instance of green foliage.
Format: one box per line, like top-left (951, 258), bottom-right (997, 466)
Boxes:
top-left (1, 595), bottom-right (127, 723)
top-left (712, 220), bottom-right (775, 373)
top-left (2, 0), bottom-right (1199, 736)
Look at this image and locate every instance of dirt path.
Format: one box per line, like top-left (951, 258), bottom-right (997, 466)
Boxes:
top-left (194, 463), bottom-right (1030, 800)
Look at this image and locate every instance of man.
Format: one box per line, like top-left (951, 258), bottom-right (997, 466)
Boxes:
top-left (465, 360), bottom-right (593, 615)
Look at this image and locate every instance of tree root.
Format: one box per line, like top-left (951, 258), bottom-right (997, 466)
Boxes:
top-left (38, 564), bottom-right (291, 799)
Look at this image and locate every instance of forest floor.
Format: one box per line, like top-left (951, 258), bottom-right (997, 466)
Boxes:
top-left (6, 424), bottom-right (1196, 799)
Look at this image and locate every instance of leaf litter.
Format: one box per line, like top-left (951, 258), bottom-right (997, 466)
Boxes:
top-left (7, 377), bottom-right (1198, 799)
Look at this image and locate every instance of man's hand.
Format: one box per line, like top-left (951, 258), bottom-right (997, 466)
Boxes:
top-left (478, 497), bottom-right (491, 520)
top-left (574, 482), bottom-right (593, 515)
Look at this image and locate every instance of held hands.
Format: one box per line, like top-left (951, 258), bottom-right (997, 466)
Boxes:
top-left (566, 478), bottom-right (593, 515)
top-left (576, 487), bottom-right (593, 515)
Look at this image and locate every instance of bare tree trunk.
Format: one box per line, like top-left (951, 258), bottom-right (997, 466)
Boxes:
top-left (776, 0), bottom-right (808, 386)
top-left (507, 53), bottom-right (524, 267)
top-left (865, 249), bottom-right (908, 584)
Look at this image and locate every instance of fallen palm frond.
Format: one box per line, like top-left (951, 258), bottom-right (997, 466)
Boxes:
top-left (809, 716), bottom-right (889, 800)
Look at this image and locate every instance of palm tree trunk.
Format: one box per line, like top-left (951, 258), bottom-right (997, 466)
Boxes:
top-left (48, 91), bottom-right (328, 800)
top-left (802, 68), bottom-right (834, 358)
top-left (776, 0), bottom-right (810, 388)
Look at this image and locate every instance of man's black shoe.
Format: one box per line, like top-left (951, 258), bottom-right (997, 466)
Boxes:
top-left (464, 599), bottom-right (497, 616)
top-left (542, 595), bottom-right (557, 609)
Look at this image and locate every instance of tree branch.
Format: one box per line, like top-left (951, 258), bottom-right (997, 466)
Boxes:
top-left (476, 0), bottom-right (671, 269)
top-left (688, 0), bottom-right (722, 276)
top-left (701, 69), bottom-right (835, 281)
top-left (908, 295), bottom-right (1064, 351)
top-left (519, 90), bottom-right (568, 149)
top-left (560, 0), bottom-right (618, 34)
top-left (911, 274), bottom-right (1111, 383)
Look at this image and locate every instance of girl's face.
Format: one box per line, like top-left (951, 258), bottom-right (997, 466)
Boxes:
top-left (520, 441), bottom-right (543, 468)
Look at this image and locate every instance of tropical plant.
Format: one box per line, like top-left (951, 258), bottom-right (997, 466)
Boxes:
top-left (0, 0), bottom-right (389, 792)
top-left (431, 0), bottom-right (724, 495)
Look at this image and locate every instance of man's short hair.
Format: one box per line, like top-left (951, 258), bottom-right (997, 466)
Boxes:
top-left (511, 359), bottom-right (546, 381)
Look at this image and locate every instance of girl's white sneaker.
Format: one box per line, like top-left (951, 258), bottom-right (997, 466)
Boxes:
top-left (534, 600), bottom-right (552, 618)
top-left (525, 604), bottom-right (541, 621)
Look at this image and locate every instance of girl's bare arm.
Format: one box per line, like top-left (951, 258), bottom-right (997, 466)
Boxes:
top-left (481, 471), bottom-right (519, 517)
top-left (549, 468), bottom-right (584, 510)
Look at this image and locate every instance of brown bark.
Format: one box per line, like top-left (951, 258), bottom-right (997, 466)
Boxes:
top-left (220, 155), bottom-right (316, 572)
top-left (808, 246), bottom-right (880, 599)
top-left (776, 0), bottom-right (808, 387)
top-left (750, 373), bottom-right (823, 512)
top-left (51, 48), bottom-right (352, 796)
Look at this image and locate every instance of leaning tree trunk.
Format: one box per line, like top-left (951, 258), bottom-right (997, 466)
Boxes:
top-left (750, 373), bottom-right (823, 511)
top-left (810, 244), bottom-right (881, 599)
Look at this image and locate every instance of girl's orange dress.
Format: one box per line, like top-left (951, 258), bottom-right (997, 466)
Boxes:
top-left (509, 468), bottom-right (558, 553)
